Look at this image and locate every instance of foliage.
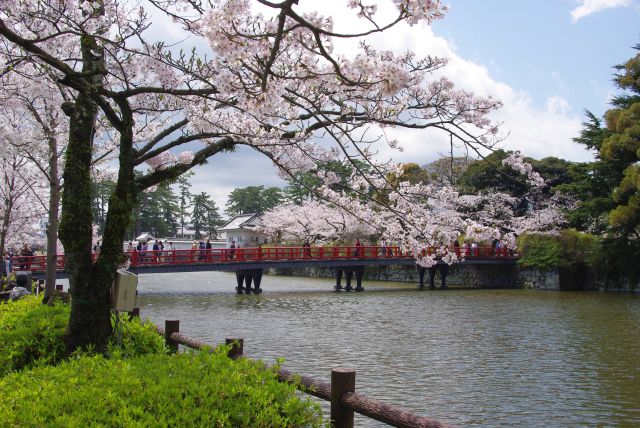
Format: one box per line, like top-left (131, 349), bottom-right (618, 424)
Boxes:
top-left (226, 186), bottom-right (284, 216)
top-left (459, 150), bottom-right (572, 198)
top-left (0, 295), bottom-right (166, 377)
top-left (0, 349), bottom-right (325, 427)
top-left (0, 295), bottom-right (68, 377)
top-left (284, 159), bottom-right (374, 205)
top-left (556, 113), bottom-right (622, 234)
top-left (565, 44), bottom-right (640, 238)
top-left (1, 272), bottom-right (15, 291)
top-left (192, 191), bottom-right (223, 239)
top-left (591, 236), bottom-right (640, 289)
top-left (422, 156), bottom-right (471, 186)
top-left (177, 171), bottom-right (194, 237)
top-left (91, 176), bottom-right (117, 234)
top-left (517, 230), bottom-right (598, 270)
top-left (458, 150), bottom-right (530, 197)
top-left (132, 182), bottom-right (181, 238)
top-left (108, 313), bottom-right (167, 359)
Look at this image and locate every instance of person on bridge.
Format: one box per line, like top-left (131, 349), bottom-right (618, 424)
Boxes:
top-left (229, 241), bottom-right (236, 260)
top-left (303, 240), bottom-right (311, 258)
top-left (152, 240), bottom-right (160, 262)
top-left (354, 238), bottom-right (362, 257)
top-left (206, 239), bottom-right (212, 261)
top-left (19, 243), bottom-right (33, 271)
top-left (380, 238), bottom-right (387, 257)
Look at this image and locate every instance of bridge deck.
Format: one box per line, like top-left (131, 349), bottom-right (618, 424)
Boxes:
top-left (9, 245), bottom-right (517, 279)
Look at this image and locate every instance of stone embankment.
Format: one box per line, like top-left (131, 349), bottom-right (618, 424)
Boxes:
top-left (268, 265), bottom-right (566, 290)
top-left (268, 264), bottom-right (640, 292)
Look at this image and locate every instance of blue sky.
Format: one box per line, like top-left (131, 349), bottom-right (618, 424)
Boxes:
top-left (434, 0), bottom-right (639, 116)
top-left (186, 0), bottom-right (640, 209)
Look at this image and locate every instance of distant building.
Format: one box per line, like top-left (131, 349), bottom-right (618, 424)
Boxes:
top-left (218, 213), bottom-right (267, 248)
top-left (134, 232), bottom-right (155, 242)
top-left (174, 226), bottom-right (197, 240)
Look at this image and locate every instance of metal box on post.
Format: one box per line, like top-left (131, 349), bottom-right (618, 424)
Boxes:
top-left (112, 269), bottom-right (138, 312)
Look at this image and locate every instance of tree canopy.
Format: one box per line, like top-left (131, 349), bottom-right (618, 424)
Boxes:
top-left (0, 0), bottom-right (511, 352)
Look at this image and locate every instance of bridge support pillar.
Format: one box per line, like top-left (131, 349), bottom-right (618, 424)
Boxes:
top-left (418, 263), bottom-right (449, 290)
top-left (428, 266), bottom-right (437, 289)
top-left (335, 266), bottom-right (365, 291)
top-left (344, 270), bottom-right (353, 291)
top-left (236, 269), bottom-right (263, 294)
top-left (354, 266), bottom-right (364, 291)
top-left (236, 271), bottom-right (246, 294)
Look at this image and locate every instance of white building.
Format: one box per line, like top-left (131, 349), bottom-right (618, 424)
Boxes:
top-left (218, 213), bottom-right (267, 248)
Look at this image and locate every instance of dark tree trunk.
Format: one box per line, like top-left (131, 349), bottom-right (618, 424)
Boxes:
top-left (59, 35), bottom-right (110, 354)
top-left (43, 137), bottom-right (60, 303)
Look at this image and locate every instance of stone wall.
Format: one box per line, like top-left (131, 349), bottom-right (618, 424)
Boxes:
top-left (268, 264), bottom-right (525, 289)
top-left (517, 268), bottom-right (561, 290)
top-left (267, 264), bottom-right (638, 291)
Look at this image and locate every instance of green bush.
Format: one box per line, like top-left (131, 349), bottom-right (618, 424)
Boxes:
top-left (517, 230), bottom-right (598, 270)
top-left (0, 295), bottom-right (68, 376)
top-left (0, 295), bottom-right (167, 377)
top-left (1, 273), bottom-right (16, 291)
top-left (109, 312), bottom-right (167, 358)
top-left (0, 350), bottom-right (325, 427)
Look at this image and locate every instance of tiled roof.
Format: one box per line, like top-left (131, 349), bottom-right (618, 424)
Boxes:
top-left (219, 213), bottom-right (260, 231)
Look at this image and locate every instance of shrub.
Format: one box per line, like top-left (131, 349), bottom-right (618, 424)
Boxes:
top-left (0, 295), bottom-right (167, 377)
top-left (108, 312), bottom-right (167, 358)
top-left (0, 295), bottom-right (68, 377)
top-left (0, 350), bottom-right (325, 427)
top-left (517, 229), bottom-right (598, 270)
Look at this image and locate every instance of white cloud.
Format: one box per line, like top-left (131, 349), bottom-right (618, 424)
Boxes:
top-left (570, 0), bottom-right (632, 23)
top-left (545, 96), bottom-right (571, 116)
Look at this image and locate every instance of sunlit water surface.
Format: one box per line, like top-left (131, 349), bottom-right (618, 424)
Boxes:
top-left (130, 272), bottom-right (640, 427)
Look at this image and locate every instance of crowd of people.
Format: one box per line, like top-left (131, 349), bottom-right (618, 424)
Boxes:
top-left (2, 243), bottom-right (37, 278)
top-left (2, 236), bottom-right (513, 276)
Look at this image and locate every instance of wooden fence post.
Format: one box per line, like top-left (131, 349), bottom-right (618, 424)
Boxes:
top-left (331, 367), bottom-right (356, 428)
top-left (165, 320), bottom-right (180, 353)
top-left (225, 338), bottom-right (244, 359)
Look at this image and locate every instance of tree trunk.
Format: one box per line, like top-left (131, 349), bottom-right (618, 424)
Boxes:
top-left (59, 35), bottom-right (110, 354)
top-left (43, 137), bottom-right (60, 303)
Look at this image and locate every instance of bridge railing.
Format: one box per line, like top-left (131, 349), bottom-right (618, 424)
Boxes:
top-left (8, 245), bottom-right (516, 273)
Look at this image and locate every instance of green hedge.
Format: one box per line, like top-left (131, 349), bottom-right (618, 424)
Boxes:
top-left (0, 295), bottom-right (69, 376)
top-left (0, 295), bottom-right (166, 377)
top-left (517, 230), bottom-right (598, 270)
top-left (0, 350), bottom-right (324, 427)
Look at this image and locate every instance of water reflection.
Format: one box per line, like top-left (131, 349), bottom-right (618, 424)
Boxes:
top-left (136, 272), bottom-right (640, 427)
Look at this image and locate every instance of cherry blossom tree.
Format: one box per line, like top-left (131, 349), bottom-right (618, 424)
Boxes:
top-left (261, 153), bottom-right (567, 267)
top-left (0, 0), bottom-right (504, 352)
top-left (0, 59), bottom-right (118, 301)
top-left (0, 142), bottom-right (48, 266)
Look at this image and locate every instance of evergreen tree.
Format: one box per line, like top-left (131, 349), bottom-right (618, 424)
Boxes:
top-left (225, 186), bottom-right (283, 216)
top-left (91, 177), bottom-right (116, 234)
top-left (192, 192), bottom-right (223, 238)
top-left (177, 172), bottom-right (193, 236)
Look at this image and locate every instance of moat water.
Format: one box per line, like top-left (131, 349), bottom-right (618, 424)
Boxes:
top-left (133, 272), bottom-right (640, 427)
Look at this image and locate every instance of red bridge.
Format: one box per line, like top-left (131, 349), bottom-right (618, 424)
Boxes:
top-left (10, 245), bottom-right (517, 292)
